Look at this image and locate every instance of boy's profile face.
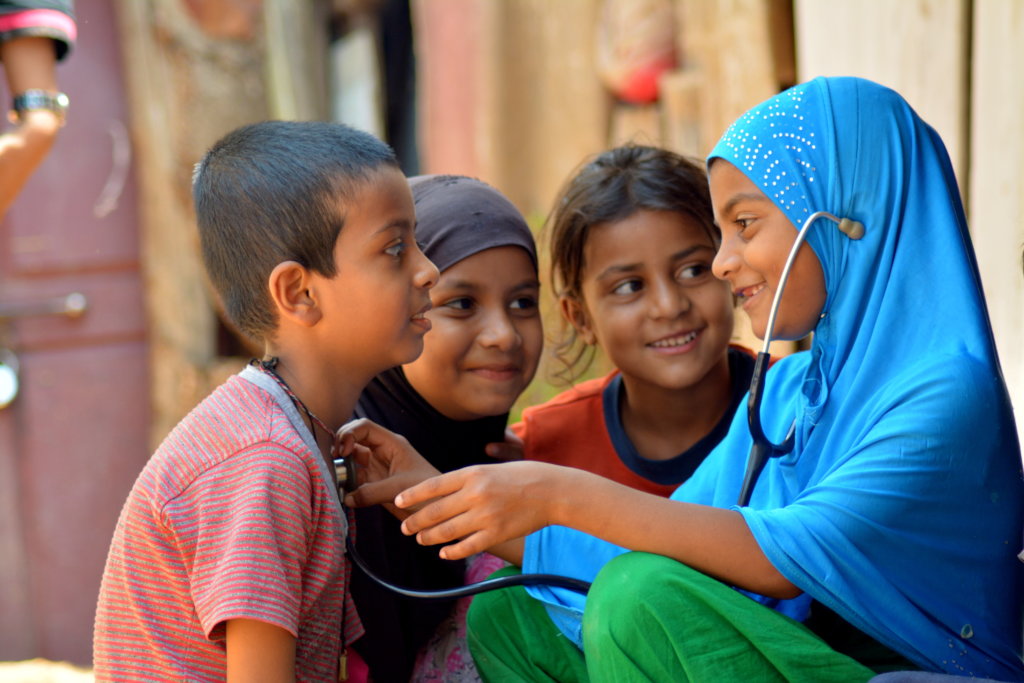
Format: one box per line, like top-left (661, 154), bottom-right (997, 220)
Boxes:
top-left (309, 167), bottom-right (438, 376)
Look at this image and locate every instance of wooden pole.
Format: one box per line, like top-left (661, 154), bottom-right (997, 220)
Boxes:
top-left (113, 0), bottom-right (269, 445)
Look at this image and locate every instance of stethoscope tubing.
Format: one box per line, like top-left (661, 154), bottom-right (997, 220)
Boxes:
top-left (737, 211), bottom-right (846, 507)
top-left (336, 464), bottom-right (591, 598)
top-left (345, 535), bottom-right (591, 599)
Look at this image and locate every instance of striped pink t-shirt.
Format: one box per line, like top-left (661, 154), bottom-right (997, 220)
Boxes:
top-left (94, 367), bottom-right (362, 681)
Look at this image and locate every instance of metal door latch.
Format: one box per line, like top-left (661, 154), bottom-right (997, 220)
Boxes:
top-left (0, 292), bottom-right (88, 409)
top-left (0, 292), bottom-right (87, 320)
top-left (0, 349), bottom-right (18, 409)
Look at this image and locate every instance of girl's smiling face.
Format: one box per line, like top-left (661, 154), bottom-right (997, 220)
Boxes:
top-left (403, 245), bottom-right (542, 421)
top-left (709, 159), bottom-right (826, 341)
top-left (565, 209), bottom-right (734, 395)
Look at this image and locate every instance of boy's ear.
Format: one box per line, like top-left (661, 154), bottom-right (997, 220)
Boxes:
top-left (267, 261), bottom-right (322, 327)
top-left (559, 295), bottom-right (596, 345)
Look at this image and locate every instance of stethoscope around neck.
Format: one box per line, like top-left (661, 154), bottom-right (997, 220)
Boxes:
top-left (736, 210), bottom-right (864, 507)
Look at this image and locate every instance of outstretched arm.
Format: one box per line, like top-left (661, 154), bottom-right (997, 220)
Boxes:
top-left (338, 418), bottom-right (797, 598)
top-left (396, 463), bottom-right (800, 599)
top-left (0, 36), bottom-right (64, 217)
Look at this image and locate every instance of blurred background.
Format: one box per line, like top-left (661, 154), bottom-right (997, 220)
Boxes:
top-left (0, 0), bottom-right (1021, 671)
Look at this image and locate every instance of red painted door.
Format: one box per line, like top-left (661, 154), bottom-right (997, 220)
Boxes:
top-left (0, 0), bottom-right (149, 666)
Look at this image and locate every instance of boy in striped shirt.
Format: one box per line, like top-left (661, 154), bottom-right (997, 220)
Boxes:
top-left (93, 121), bottom-right (439, 682)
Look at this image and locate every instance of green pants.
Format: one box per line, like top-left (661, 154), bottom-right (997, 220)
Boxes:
top-left (467, 566), bottom-right (589, 682)
top-left (467, 553), bottom-right (877, 683)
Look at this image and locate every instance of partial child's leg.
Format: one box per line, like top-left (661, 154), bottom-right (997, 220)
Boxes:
top-left (583, 552), bottom-right (875, 683)
top-left (467, 567), bottom-right (589, 683)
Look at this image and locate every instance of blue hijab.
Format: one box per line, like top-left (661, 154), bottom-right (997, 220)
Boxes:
top-left (522, 77), bottom-right (1024, 678)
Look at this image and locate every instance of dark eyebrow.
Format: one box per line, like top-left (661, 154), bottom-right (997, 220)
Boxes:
top-left (594, 262), bottom-right (641, 282)
top-left (441, 278), bottom-right (540, 292)
top-left (439, 278), bottom-right (479, 291)
top-left (722, 192), bottom-right (771, 215)
top-left (373, 218), bottom-right (414, 237)
top-left (595, 245), bottom-right (712, 282)
top-left (510, 278), bottom-right (541, 292)
top-left (671, 244), bottom-right (715, 260)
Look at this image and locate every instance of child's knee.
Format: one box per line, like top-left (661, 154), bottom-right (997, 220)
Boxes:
top-left (584, 552), bottom-right (680, 641)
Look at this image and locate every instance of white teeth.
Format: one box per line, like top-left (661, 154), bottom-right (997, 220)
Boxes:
top-left (650, 331), bottom-right (698, 348)
top-left (742, 284), bottom-right (766, 299)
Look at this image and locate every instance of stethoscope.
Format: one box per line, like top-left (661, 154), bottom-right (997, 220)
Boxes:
top-left (333, 209), bottom-right (864, 594)
top-left (333, 457), bottom-right (593, 598)
top-left (736, 211), bottom-right (864, 507)
top-left (251, 357), bottom-right (592, 599)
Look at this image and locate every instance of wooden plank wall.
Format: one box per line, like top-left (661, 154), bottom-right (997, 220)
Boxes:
top-left (117, 0), bottom-right (243, 445)
top-left (795, 0), bottom-right (1024, 435)
top-left (414, 0), bottom-right (609, 220)
top-left (116, 0), bottom-right (278, 445)
top-left (795, 0), bottom-right (969, 183)
top-left (484, 0), bottom-right (611, 218)
top-left (668, 0), bottom-right (796, 357)
top-left (416, 0), bottom-right (794, 216)
top-left (673, 0), bottom-right (794, 157)
top-left (970, 1), bottom-right (1024, 432)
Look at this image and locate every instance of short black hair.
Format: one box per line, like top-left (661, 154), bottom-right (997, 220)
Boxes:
top-left (193, 121), bottom-right (400, 341)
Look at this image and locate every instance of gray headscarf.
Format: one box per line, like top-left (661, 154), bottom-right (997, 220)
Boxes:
top-left (408, 174), bottom-right (537, 272)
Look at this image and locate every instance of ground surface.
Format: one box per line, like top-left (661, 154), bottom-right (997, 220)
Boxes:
top-left (0, 659), bottom-right (93, 682)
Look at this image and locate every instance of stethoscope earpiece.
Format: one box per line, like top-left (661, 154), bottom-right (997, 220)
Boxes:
top-left (838, 218), bottom-right (865, 240)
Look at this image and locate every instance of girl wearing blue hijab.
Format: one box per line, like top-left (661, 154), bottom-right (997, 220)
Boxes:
top-left (340, 77), bottom-right (1024, 681)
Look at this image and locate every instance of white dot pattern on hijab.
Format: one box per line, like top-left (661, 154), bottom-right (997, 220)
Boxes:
top-left (714, 84), bottom-right (819, 215)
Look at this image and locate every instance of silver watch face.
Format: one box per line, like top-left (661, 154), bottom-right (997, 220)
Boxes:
top-left (11, 90), bottom-right (69, 120)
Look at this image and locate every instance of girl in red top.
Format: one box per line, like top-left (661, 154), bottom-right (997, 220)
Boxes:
top-left (505, 144), bottom-right (754, 495)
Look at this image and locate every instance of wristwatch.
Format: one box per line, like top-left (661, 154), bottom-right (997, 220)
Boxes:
top-left (8, 90), bottom-right (70, 126)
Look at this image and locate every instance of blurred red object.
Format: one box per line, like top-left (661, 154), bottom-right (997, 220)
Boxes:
top-left (596, 0), bottom-right (678, 104)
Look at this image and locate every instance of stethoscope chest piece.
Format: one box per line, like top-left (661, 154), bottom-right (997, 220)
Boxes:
top-left (334, 456), bottom-right (358, 495)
